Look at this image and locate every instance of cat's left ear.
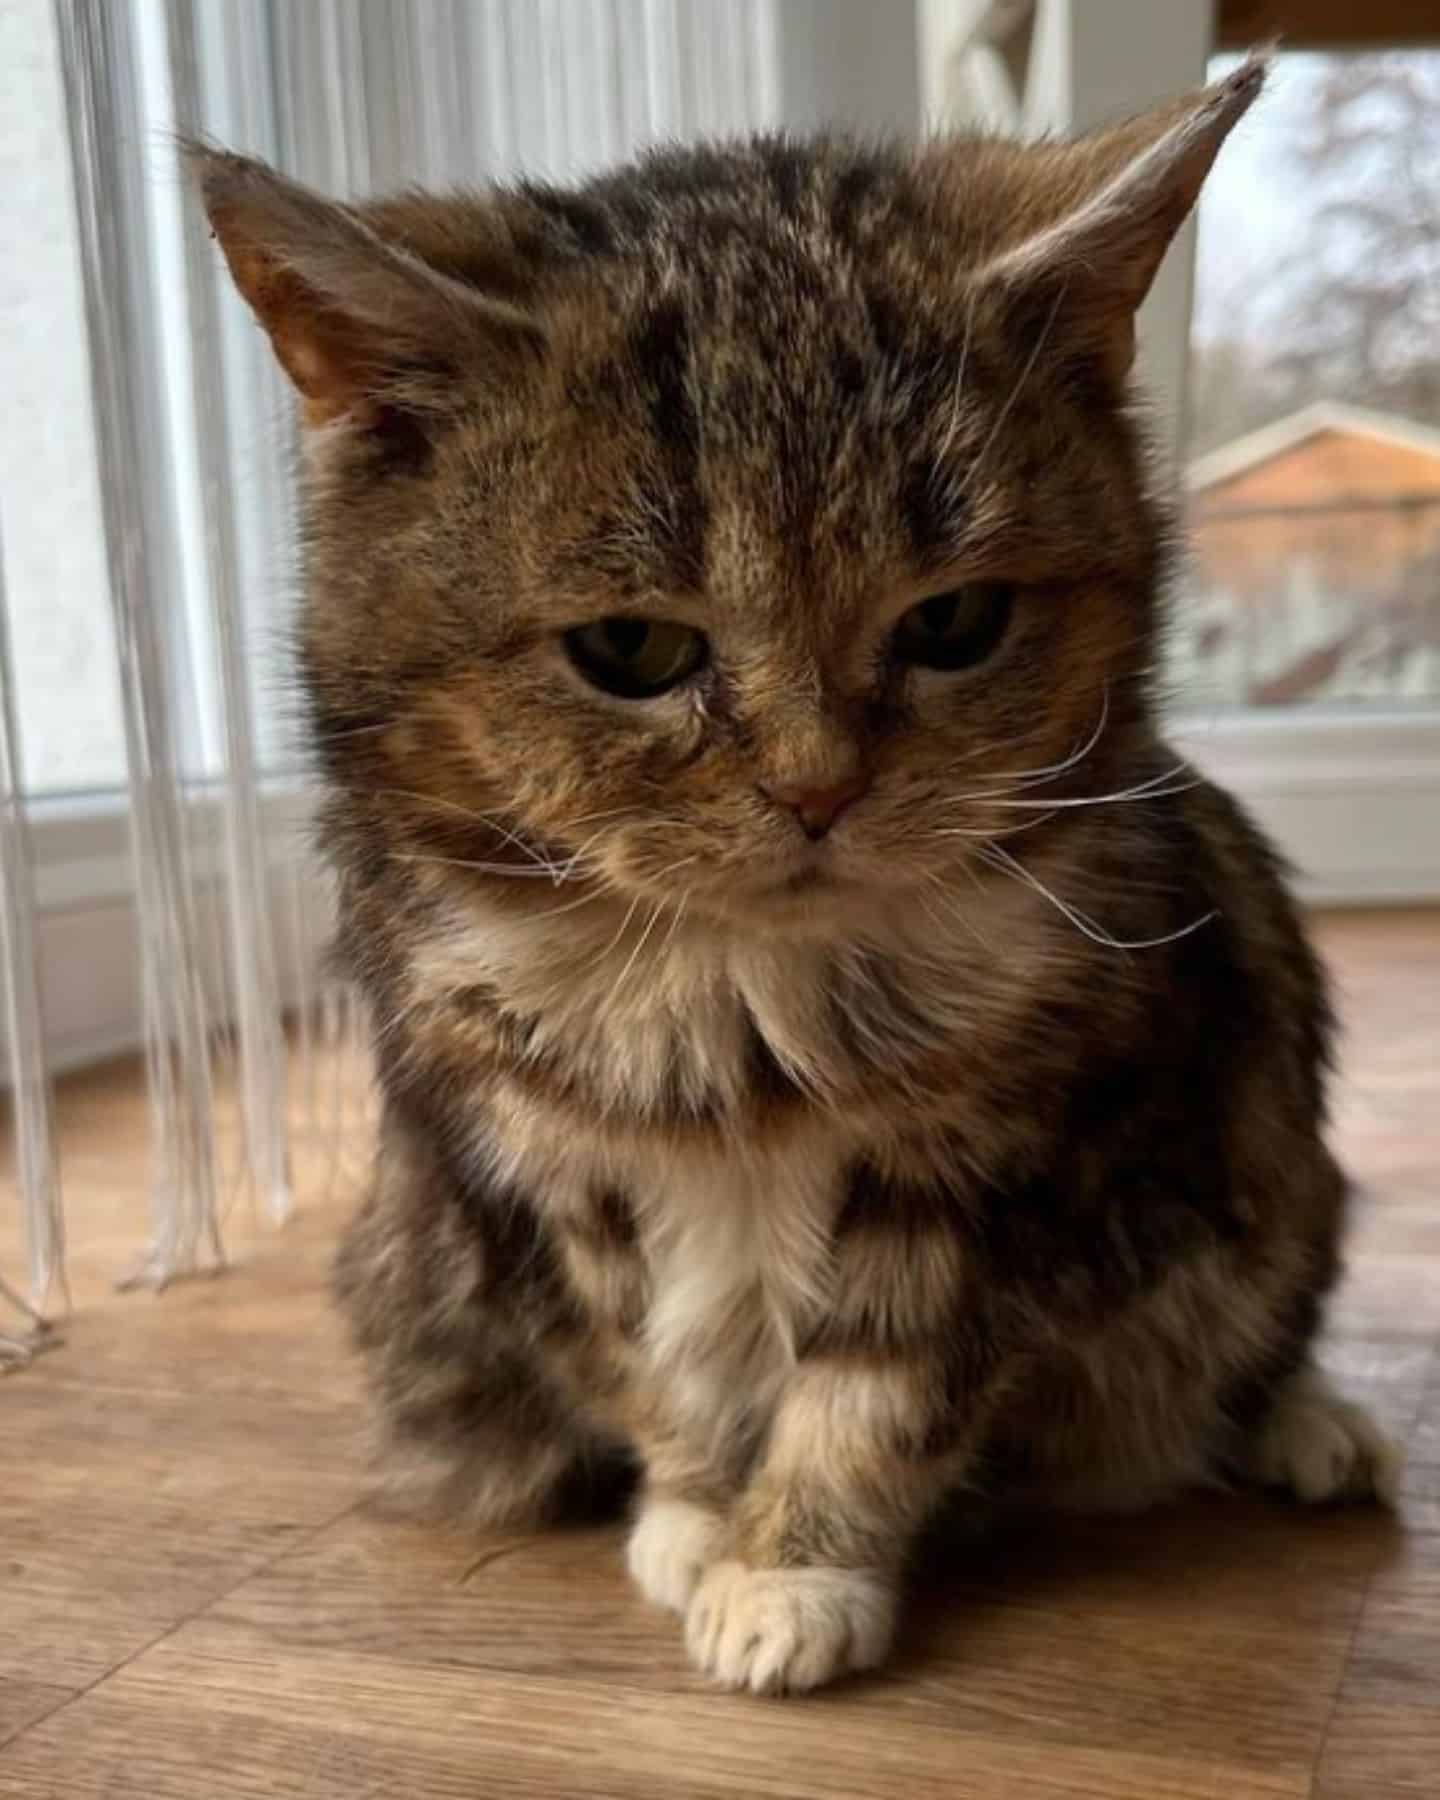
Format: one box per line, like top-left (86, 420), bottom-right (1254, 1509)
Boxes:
top-left (961, 52), bottom-right (1267, 379)
top-left (185, 142), bottom-right (543, 429)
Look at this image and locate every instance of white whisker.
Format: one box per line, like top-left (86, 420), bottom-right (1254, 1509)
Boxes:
top-left (657, 885), bottom-right (692, 962)
top-left (934, 810), bottom-right (1059, 842)
top-left (935, 280), bottom-right (980, 463)
top-left (601, 856), bottom-right (699, 1002)
top-left (560, 805), bottom-right (638, 832)
top-left (983, 772), bottom-right (1200, 812)
top-left (921, 870), bottom-right (998, 959)
top-left (940, 763), bottom-right (1200, 818)
top-left (595, 889), bottom-right (647, 966)
top-left (376, 787), bottom-right (558, 873)
top-left (978, 843), bottom-right (1217, 952)
top-left (552, 823), bottom-right (619, 886)
top-left (986, 685), bottom-right (1112, 788)
top-left (609, 901), bottom-right (666, 1002)
top-left (389, 851), bottom-right (573, 881)
top-left (965, 275), bottom-right (1070, 494)
top-left (322, 719), bottom-right (393, 742)
top-left (934, 685), bottom-right (1110, 793)
top-left (524, 887), bottom-right (613, 926)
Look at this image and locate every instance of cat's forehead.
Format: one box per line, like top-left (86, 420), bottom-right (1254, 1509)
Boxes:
top-left (583, 143), bottom-right (966, 394)
top-left (530, 185), bottom-right (982, 604)
top-left (527, 235), bottom-right (1065, 617)
top-left (548, 286), bottom-right (919, 617)
top-left (429, 125), bottom-right (1187, 611)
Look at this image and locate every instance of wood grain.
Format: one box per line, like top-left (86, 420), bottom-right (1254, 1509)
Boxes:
top-left (0, 1684), bottom-right (70, 1756)
top-left (0, 1641), bottom-right (1315, 1800)
top-left (1, 907), bottom-right (1436, 1797)
top-left (1315, 1534), bottom-right (1440, 1798)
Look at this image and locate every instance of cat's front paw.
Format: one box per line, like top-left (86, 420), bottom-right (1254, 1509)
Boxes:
top-left (626, 1496), bottom-right (726, 1613)
top-left (1249, 1367), bottom-right (1402, 1505)
top-left (684, 1562), bottom-right (896, 1694)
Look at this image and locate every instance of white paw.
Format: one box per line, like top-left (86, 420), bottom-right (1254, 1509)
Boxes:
top-left (684, 1562), bottom-right (896, 1694)
top-left (626, 1497), bottom-right (726, 1614)
top-left (1251, 1368), bottom-right (1402, 1505)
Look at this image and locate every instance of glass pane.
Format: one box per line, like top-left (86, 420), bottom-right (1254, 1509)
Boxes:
top-left (1178, 50), bottom-right (1440, 711)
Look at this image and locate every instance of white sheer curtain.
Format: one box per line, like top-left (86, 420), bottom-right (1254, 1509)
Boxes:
top-left (0, 0), bottom-right (921, 1351)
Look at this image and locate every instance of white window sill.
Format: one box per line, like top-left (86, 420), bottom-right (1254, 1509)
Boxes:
top-left (22, 785), bottom-right (321, 1076)
top-left (1174, 707), bottom-right (1440, 905)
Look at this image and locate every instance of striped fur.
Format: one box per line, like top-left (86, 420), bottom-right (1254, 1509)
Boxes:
top-left (199, 55), bottom-right (1392, 1695)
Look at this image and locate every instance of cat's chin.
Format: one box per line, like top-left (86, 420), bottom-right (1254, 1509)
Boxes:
top-left (775, 864), bottom-right (839, 897)
top-left (711, 859), bottom-right (896, 933)
top-left (735, 850), bottom-right (847, 906)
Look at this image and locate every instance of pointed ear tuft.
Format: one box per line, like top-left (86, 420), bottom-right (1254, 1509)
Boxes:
top-left (183, 140), bottom-right (543, 428)
top-left (971, 50), bottom-right (1269, 379)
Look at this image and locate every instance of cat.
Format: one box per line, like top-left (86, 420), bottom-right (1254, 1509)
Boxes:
top-left (192, 49), bottom-right (1397, 1695)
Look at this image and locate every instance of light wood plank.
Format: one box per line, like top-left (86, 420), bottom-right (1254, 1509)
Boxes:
top-left (1315, 1533), bottom-right (1440, 1798)
top-left (0, 1634), bottom-right (1312, 1800)
top-left (0, 1371), bottom-right (360, 1687)
top-left (192, 1508), bottom-right (1355, 1774)
top-left (0, 1684), bottom-right (70, 1755)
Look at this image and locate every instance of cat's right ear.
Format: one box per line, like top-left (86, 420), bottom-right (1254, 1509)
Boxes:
top-left (923, 54), bottom-right (1267, 382)
top-left (185, 143), bottom-right (543, 428)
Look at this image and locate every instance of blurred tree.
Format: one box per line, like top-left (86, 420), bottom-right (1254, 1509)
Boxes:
top-left (1186, 53), bottom-right (1440, 456)
top-left (1187, 337), bottom-right (1292, 457)
top-left (1269, 55), bottom-right (1440, 421)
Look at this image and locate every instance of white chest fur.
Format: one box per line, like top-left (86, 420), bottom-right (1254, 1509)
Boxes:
top-left (477, 1113), bottom-right (851, 1449)
top-left (625, 1128), bottom-right (848, 1441)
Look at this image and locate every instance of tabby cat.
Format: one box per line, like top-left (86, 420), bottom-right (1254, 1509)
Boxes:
top-left (194, 51), bottom-right (1395, 1694)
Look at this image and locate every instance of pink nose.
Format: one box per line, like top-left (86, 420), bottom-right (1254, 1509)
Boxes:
top-left (760, 774), bottom-right (870, 840)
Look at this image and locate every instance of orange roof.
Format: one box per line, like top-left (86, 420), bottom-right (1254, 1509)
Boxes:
top-left (1188, 403), bottom-right (1440, 494)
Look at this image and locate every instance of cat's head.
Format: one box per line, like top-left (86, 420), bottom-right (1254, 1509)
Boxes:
top-left (194, 58), bottom-right (1261, 933)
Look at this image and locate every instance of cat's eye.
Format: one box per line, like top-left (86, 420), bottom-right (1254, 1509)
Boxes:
top-left (563, 616), bottom-right (708, 699)
top-left (892, 582), bottom-right (1014, 672)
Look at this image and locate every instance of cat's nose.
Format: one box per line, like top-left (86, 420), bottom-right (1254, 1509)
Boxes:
top-left (759, 773), bottom-right (870, 840)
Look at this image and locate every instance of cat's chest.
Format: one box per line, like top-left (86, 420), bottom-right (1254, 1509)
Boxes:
top-left (635, 1131), bottom-right (845, 1352)
top-left (430, 902), bottom-right (962, 1420)
top-left (433, 903), bottom-right (859, 1125)
top-left (535, 1124), bottom-right (853, 1436)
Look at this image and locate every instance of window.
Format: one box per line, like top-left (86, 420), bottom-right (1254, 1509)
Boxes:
top-left (0, 0), bottom-right (125, 795)
top-left (1179, 51), bottom-right (1440, 712)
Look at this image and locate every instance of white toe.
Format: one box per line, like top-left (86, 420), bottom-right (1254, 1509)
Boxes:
top-left (684, 1562), bottom-right (895, 1694)
top-left (626, 1497), bottom-right (726, 1613)
top-left (1250, 1367), bottom-right (1401, 1505)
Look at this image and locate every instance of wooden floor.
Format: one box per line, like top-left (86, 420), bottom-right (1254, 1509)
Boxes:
top-left (2, 910), bottom-right (1438, 1799)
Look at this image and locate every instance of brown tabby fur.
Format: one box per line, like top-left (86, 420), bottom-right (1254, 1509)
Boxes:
top-left (193, 53), bottom-right (1395, 1693)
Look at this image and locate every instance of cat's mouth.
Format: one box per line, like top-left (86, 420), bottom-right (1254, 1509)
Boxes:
top-left (761, 845), bottom-right (860, 903)
top-left (780, 865), bottom-right (832, 895)
top-left (689, 835), bottom-right (881, 920)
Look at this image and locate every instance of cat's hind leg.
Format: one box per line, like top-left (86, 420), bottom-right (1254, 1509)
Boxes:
top-left (1240, 1363), bottom-right (1401, 1505)
top-left (333, 1110), bottom-right (614, 1530)
top-left (357, 1338), bottom-right (613, 1529)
